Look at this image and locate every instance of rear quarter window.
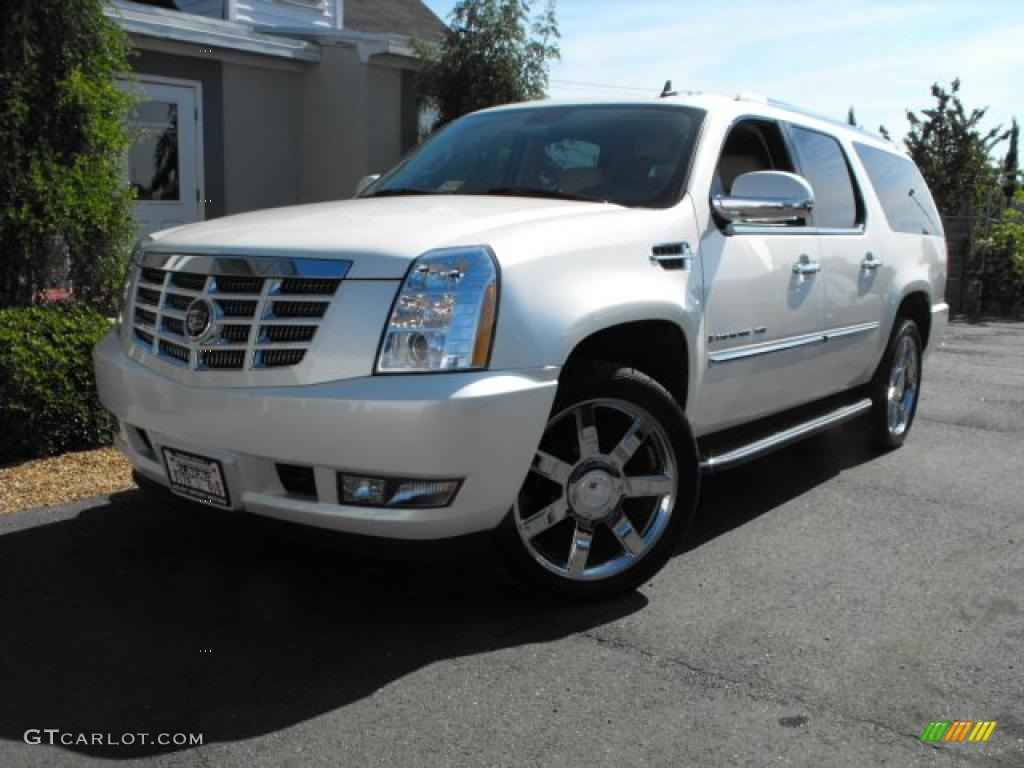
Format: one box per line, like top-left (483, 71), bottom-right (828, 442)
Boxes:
top-left (853, 143), bottom-right (942, 235)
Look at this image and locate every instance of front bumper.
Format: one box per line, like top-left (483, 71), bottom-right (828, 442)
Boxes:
top-left (94, 332), bottom-right (558, 540)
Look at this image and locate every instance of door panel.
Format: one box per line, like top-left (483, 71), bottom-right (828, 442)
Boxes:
top-left (697, 228), bottom-right (827, 433)
top-left (817, 231), bottom-right (888, 386)
top-left (786, 123), bottom-right (885, 387)
top-left (124, 80), bottom-right (201, 237)
top-left (694, 118), bottom-right (830, 434)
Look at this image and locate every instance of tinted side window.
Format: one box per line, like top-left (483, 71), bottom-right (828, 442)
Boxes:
top-left (788, 126), bottom-right (859, 229)
top-left (854, 143), bottom-right (941, 235)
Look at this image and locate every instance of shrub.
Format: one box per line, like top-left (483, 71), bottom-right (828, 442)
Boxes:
top-left (0, 304), bottom-right (115, 464)
top-left (968, 208), bottom-right (1024, 317)
top-left (1, 0), bottom-right (137, 308)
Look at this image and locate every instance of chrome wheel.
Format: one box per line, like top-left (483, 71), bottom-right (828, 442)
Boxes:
top-left (886, 334), bottom-right (920, 437)
top-left (514, 398), bottom-right (678, 582)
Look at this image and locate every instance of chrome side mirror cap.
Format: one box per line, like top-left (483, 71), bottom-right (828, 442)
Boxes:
top-left (712, 171), bottom-right (815, 224)
top-left (354, 173), bottom-right (381, 198)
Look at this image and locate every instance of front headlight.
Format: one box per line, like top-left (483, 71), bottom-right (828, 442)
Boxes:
top-left (377, 246), bottom-right (499, 373)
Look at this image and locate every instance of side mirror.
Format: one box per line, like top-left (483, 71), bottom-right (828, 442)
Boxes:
top-left (354, 173), bottom-right (381, 198)
top-left (712, 171), bottom-right (814, 225)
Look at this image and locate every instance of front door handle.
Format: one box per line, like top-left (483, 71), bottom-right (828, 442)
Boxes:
top-left (792, 255), bottom-right (821, 275)
top-left (861, 252), bottom-right (883, 270)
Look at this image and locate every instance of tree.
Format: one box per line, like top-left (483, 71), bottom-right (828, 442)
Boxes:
top-left (1002, 118), bottom-right (1020, 205)
top-left (415, 0), bottom-right (560, 130)
top-left (0, 0), bottom-right (136, 307)
top-left (903, 78), bottom-right (1007, 216)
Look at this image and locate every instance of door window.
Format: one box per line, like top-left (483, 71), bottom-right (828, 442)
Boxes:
top-left (788, 126), bottom-right (860, 229)
top-left (712, 120), bottom-right (806, 227)
top-left (128, 100), bottom-right (181, 202)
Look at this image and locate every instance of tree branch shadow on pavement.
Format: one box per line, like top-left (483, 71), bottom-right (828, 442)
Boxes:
top-left (0, 494), bottom-right (645, 760)
top-left (0, 420), bottom-right (877, 761)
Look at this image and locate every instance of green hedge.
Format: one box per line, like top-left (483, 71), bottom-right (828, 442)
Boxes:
top-left (0, 304), bottom-right (115, 464)
top-left (969, 208), bottom-right (1024, 317)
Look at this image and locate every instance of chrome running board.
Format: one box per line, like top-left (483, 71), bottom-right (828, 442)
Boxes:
top-left (699, 398), bottom-right (873, 473)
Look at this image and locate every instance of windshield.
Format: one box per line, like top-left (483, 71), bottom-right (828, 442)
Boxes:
top-left (367, 105), bottom-right (705, 209)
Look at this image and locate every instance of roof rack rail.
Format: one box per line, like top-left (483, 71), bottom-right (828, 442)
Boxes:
top-left (733, 93), bottom-right (891, 142)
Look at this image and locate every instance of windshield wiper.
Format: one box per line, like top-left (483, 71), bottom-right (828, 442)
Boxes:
top-left (476, 186), bottom-right (608, 203)
top-left (364, 187), bottom-right (443, 198)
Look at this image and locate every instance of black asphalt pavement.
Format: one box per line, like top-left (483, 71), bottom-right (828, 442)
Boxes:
top-left (1, 321), bottom-right (1022, 767)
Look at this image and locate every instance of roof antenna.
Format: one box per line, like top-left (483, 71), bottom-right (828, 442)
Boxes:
top-left (660, 80), bottom-right (678, 98)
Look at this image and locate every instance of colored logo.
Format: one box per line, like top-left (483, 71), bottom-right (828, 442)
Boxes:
top-left (921, 721), bottom-right (997, 743)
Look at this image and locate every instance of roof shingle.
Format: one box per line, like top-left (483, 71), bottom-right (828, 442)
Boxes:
top-left (344, 0), bottom-right (447, 41)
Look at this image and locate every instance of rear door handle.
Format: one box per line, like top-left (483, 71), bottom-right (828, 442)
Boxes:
top-left (861, 252), bottom-right (883, 270)
top-left (792, 255), bottom-right (820, 275)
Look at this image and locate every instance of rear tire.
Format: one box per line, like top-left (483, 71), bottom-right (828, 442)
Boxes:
top-left (495, 362), bottom-right (699, 601)
top-left (868, 318), bottom-right (923, 451)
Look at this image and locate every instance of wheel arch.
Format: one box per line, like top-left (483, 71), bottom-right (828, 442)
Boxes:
top-left (894, 289), bottom-right (932, 350)
top-left (561, 319), bottom-right (691, 412)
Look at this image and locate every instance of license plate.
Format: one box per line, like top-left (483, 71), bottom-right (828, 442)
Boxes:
top-left (162, 448), bottom-right (231, 507)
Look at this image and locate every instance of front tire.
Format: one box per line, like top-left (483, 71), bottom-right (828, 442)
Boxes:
top-left (496, 362), bottom-right (699, 600)
top-left (869, 318), bottom-right (923, 451)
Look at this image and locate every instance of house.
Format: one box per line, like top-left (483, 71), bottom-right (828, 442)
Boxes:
top-left (106, 0), bottom-right (447, 236)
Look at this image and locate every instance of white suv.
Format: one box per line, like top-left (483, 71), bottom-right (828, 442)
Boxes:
top-left (95, 94), bottom-right (948, 599)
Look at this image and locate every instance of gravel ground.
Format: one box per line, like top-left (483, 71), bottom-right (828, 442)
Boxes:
top-left (0, 448), bottom-right (134, 515)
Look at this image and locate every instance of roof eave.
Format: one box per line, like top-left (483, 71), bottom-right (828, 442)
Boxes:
top-left (106, 0), bottom-right (321, 63)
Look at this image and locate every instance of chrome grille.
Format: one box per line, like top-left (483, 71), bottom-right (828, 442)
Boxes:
top-left (161, 316), bottom-right (185, 336)
top-left (165, 293), bottom-right (193, 311)
top-left (256, 349), bottom-right (307, 368)
top-left (261, 325), bottom-right (317, 343)
top-left (134, 307), bottom-right (156, 327)
top-left (140, 267), bottom-right (166, 285)
top-left (214, 275), bottom-right (263, 294)
top-left (170, 272), bottom-right (208, 291)
top-left (216, 299), bottom-right (259, 317)
top-left (136, 287), bottom-right (161, 306)
top-left (280, 277), bottom-right (340, 295)
top-left (270, 300), bottom-right (328, 318)
top-left (159, 338), bottom-right (191, 365)
top-left (200, 349), bottom-right (247, 370)
top-left (129, 254), bottom-right (350, 371)
top-left (220, 324), bottom-right (252, 343)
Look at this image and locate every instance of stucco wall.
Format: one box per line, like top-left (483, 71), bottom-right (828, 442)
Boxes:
top-left (298, 44), bottom-right (412, 205)
top-left (221, 62), bottom-right (303, 214)
top-left (129, 39), bottom-right (419, 219)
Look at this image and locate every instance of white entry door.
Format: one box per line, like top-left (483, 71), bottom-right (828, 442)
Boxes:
top-left (125, 79), bottom-right (203, 237)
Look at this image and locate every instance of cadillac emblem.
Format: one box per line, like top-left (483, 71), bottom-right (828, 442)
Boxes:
top-left (185, 298), bottom-right (217, 343)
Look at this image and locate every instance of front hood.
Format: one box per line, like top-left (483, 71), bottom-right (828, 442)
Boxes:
top-left (148, 196), bottom-right (626, 279)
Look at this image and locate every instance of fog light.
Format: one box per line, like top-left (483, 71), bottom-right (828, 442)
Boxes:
top-left (341, 475), bottom-right (388, 505)
top-left (390, 480), bottom-right (460, 508)
top-left (338, 474), bottom-right (462, 509)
